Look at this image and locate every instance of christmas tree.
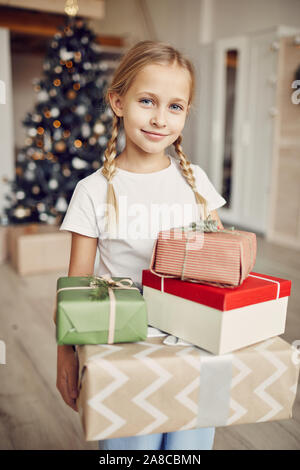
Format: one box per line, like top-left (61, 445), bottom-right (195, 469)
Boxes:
top-left (1, 16), bottom-right (123, 226)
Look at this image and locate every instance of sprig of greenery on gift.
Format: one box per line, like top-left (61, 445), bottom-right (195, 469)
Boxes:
top-left (86, 275), bottom-right (111, 301)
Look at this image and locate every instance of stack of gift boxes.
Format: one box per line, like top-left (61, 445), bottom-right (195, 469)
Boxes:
top-left (55, 218), bottom-right (299, 442)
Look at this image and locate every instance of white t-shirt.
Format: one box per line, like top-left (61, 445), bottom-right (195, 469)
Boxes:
top-left (59, 155), bottom-right (226, 288)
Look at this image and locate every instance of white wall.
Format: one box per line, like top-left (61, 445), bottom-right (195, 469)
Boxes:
top-left (210, 0), bottom-right (300, 40)
top-left (11, 53), bottom-right (44, 148)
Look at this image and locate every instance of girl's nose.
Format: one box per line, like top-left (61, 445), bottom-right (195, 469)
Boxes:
top-left (150, 111), bottom-right (166, 128)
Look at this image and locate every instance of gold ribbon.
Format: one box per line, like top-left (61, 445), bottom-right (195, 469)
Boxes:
top-left (56, 274), bottom-right (140, 344)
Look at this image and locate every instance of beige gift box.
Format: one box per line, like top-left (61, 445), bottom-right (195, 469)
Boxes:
top-left (8, 223), bottom-right (71, 275)
top-left (76, 333), bottom-right (299, 441)
top-left (0, 225), bottom-right (9, 264)
top-left (143, 285), bottom-right (289, 355)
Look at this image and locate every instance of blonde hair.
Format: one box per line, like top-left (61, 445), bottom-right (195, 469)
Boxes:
top-left (101, 40), bottom-right (208, 236)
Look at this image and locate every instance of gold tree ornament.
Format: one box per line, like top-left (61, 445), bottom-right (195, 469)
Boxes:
top-left (64, 0), bottom-right (79, 17)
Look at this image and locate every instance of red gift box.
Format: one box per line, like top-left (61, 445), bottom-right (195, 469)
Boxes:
top-left (142, 270), bottom-right (291, 310)
top-left (142, 270), bottom-right (292, 354)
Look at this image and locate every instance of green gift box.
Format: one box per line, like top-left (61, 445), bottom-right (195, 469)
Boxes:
top-left (56, 274), bottom-right (148, 345)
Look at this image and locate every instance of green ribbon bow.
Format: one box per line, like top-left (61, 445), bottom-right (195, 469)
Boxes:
top-left (180, 214), bottom-right (235, 233)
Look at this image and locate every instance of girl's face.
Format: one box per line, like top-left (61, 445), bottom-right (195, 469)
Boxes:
top-left (110, 62), bottom-right (191, 157)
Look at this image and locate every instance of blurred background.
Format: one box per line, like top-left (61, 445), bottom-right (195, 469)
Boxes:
top-left (0, 0), bottom-right (299, 450)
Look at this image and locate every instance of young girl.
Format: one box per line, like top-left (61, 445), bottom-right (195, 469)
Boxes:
top-left (56, 40), bottom-right (226, 451)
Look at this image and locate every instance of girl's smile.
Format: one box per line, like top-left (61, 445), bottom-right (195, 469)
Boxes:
top-left (141, 129), bottom-right (169, 140)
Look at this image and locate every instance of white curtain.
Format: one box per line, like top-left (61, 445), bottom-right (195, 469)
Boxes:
top-left (0, 27), bottom-right (14, 216)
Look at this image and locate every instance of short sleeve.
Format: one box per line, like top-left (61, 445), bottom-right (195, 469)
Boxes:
top-left (59, 182), bottom-right (99, 238)
top-left (194, 165), bottom-right (227, 212)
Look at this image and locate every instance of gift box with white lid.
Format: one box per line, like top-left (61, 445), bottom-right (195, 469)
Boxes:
top-left (142, 270), bottom-right (291, 355)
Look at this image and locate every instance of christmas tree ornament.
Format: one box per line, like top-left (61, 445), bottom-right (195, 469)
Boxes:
top-left (14, 206), bottom-right (31, 219)
top-left (28, 128), bottom-right (37, 137)
top-left (74, 52), bottom-right (82, 62)
top-left (53, 120), bottom-right (61, 128)
top-left (28, 162), bottom-right (36, 170)
top-left (32, 185), bottom-right (40, 195)
top-left (89, 136), bottom-right (97, 145)
top-left (50, 107), bottom-right (60, 118)
top-left (94, 121), bottom-right (105, 134)
top-left (39, 213), bottom-right (48, 222)
top-left (38, 90), bottom-right (48, 102)
top-left (49, 179), bottom-right (59, 190)
top-left (53, 129), bottom-right (63, 140)
top-left (83, 62), bottom-right (92, 70)
top-left (59, 48), bottom-right (74, 61)
top-left (67, 89), bottom-right (76, 100)
top-left (43, 131), bottom-right (52, 151)
top-left (55, 141), bottom-right (66, 152)
top-left (72, 157), bottom-right (88, 169)
top-left (55, 196), bottom-right (68, 212)
top-left (62, 166), bottom-right (71, 177)
top-left (75, 104), bottom-right (86, 115)
top-left (16, 191), bottom-right (25, 200)
top-left (81, 123), bottom-right (91, 138)
top-left (37, 203), bottom-right (46, 212)
top-left (74, 139), bottom-right (82, 148)
top-left (98, 136), bottom-right (108, 146)
top-left (32, 114), bottom-right (42, 122)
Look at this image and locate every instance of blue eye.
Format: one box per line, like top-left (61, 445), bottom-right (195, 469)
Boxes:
top-left (171, 104), bottom-right (183, 111)
top-left (139, 98), bottom-right (183, 111)
top-left (140, 98), bottom-right (152, 105)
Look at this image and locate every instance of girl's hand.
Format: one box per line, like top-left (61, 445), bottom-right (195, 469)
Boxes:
top-left (56, 345), bottom-right (79, 412)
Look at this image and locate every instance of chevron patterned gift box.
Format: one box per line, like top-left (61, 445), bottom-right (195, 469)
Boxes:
top-left (76, 331), bottom-right (299, 441)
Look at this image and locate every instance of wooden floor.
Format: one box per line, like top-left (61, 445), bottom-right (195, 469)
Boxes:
top-left (0, 234), bottom-right (299, 450)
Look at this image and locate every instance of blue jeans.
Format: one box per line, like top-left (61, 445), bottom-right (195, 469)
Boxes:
top-left (98, 427), bottom-right (215, 450)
